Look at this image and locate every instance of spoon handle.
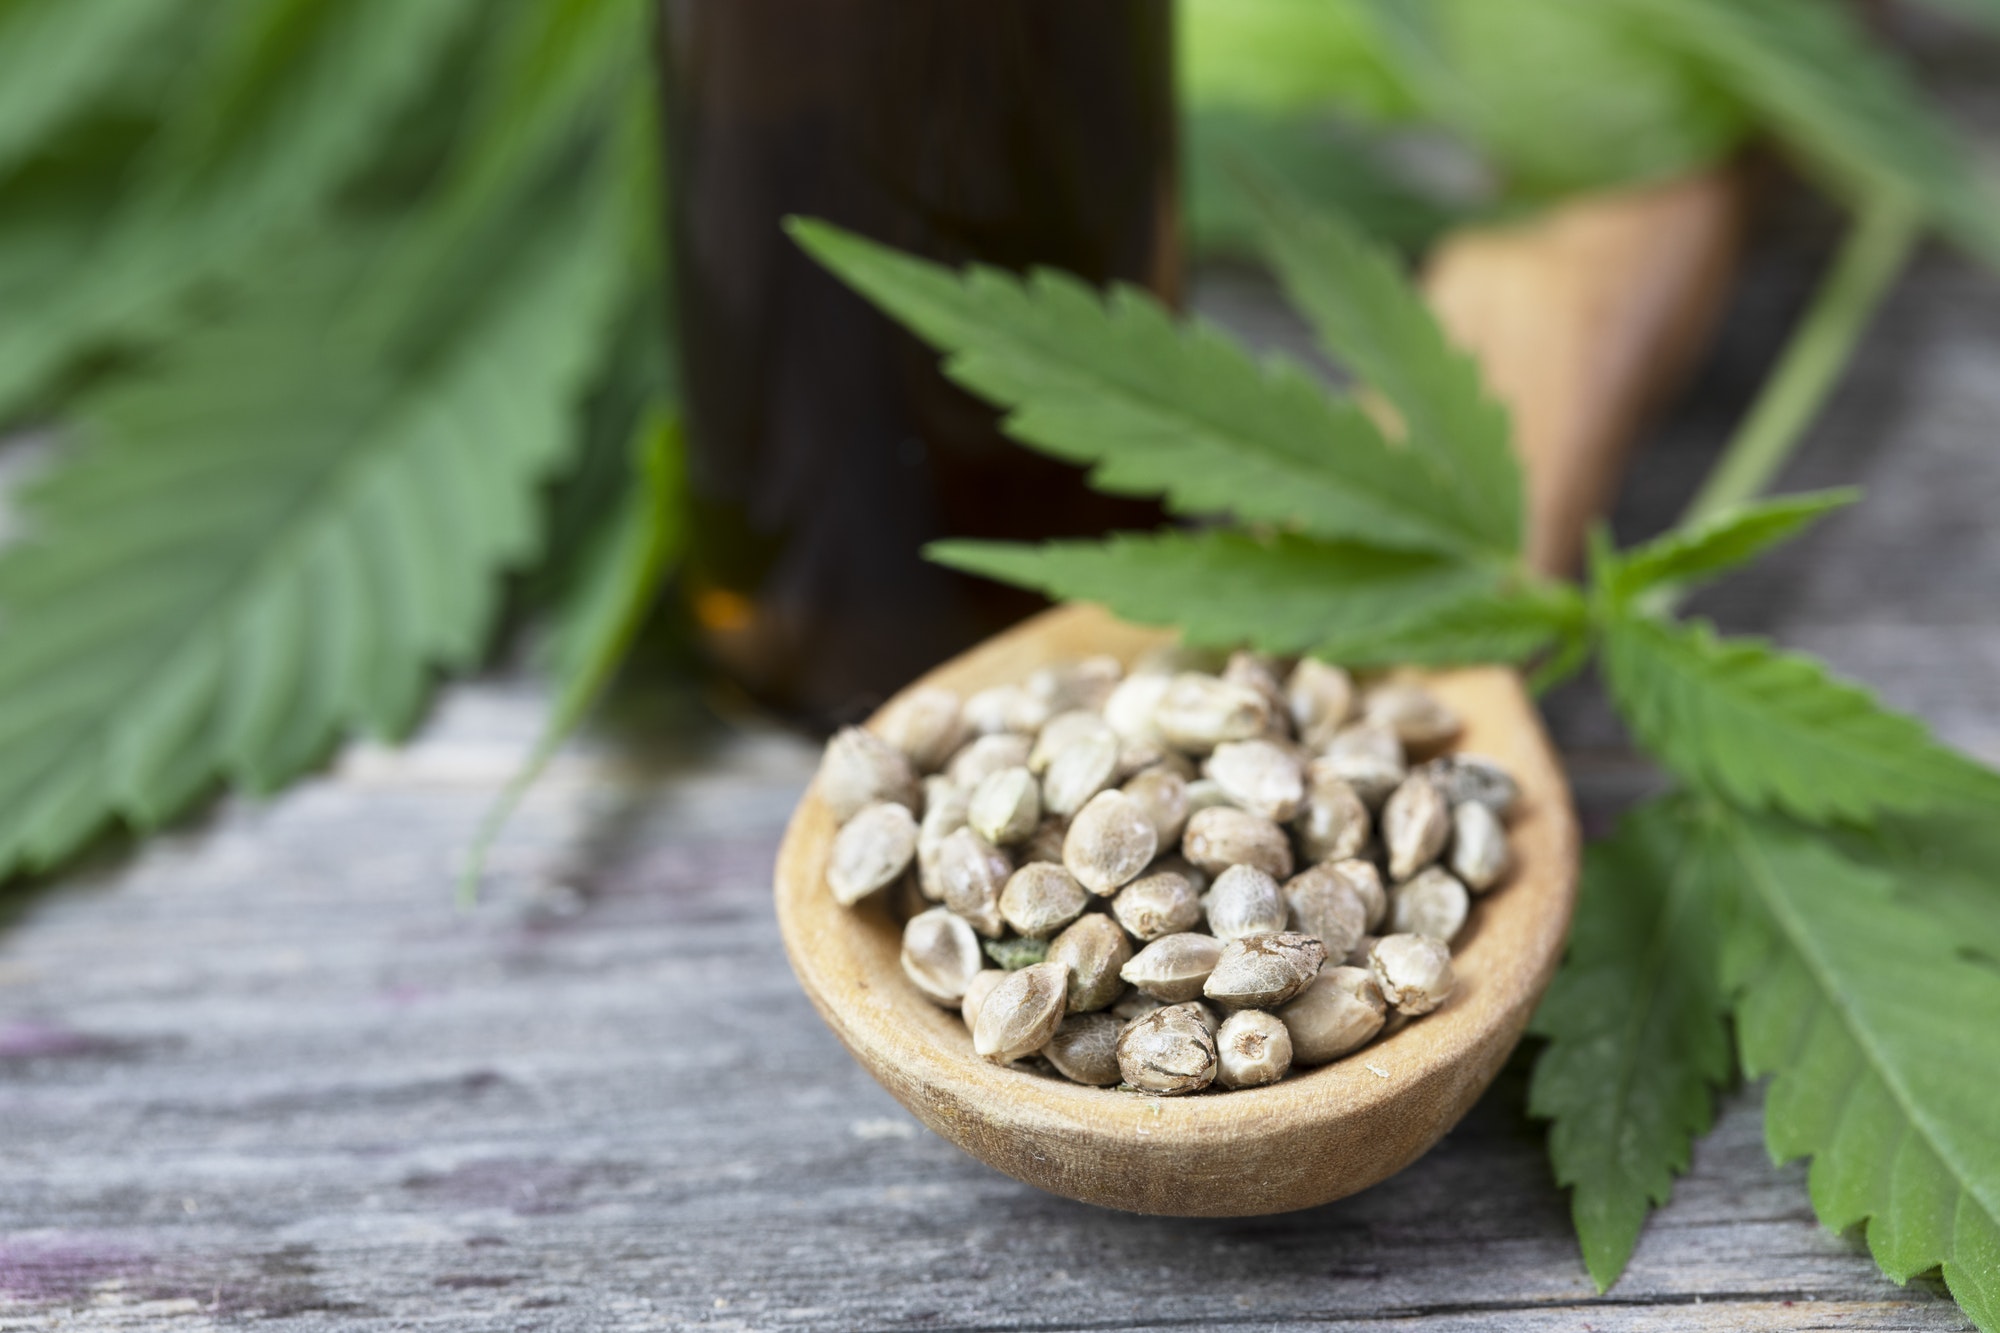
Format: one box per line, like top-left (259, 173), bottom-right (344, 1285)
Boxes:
top-left (1424, 167), bottom-right (1748, 576)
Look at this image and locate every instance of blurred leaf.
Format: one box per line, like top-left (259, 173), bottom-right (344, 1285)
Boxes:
top-left (1179, 0), bottom-right (1415, 120)
top-left (1621, 0), bottom-right (2000, 270)
top-left (1353, 0), bottom-right (1748, 196)
top-left (0, 0), bottom-right (482, 421)
top-left (0, 157), bottom-right (625, 878)
top-left (1250, 179), bottom-right (1522, 554)
top-left (1529, 796), bottom-right (1734, 1292)
top-left (1184, 110), bottom-right (1467, 259)
top-left (460, 407), bottom-right (684, 905)
top-left (0, 0), bottom-right (192, 178)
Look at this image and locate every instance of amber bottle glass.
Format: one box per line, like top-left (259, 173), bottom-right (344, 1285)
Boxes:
top-left (660, 0), bottom-right (1178, 725)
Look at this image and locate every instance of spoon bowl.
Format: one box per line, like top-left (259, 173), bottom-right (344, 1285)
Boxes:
top-left (774, 603), bottom-right (1579, 1216)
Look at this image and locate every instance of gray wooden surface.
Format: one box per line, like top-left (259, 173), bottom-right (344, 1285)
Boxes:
top-left (6, 200), bottom-right (2000, 1332)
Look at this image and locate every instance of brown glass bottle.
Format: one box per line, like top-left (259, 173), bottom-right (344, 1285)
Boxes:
top-left (660, 0), bottom-right (1177, 726)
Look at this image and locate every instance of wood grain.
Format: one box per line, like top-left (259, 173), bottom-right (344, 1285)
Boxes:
top-left (1425, 169), bottom-right (1746, 574)
top-left (776, 606), bottom-right (1579, 1216)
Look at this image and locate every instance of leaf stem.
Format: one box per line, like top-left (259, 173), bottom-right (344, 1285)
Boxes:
top-left (1681, 197), bottom-right (1917, 528)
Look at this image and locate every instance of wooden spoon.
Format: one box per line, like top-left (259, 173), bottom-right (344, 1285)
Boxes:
top-left (774, 604), bottom-right (1577, 1216)
top-left (772, 168), bottom-right (1740, 1214)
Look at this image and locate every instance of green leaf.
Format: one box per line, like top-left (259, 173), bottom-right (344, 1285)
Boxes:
top-left (0, 0), bottom-right (482, 419)
top-left (0, 162), bottom-right (624, 878)
top-left (1620, 0), bottom-right (2000, 271)
top-left (1178, 0), bottom-right (1416, 121)
top-left (789, 219), bottom-right (1490, 558)
top-left (1718, 814), bottom-right (2000, 1330)
top-left (1528, 797), bottom-right (1733, 1292)
top-left (460, 407), bottom-right (684, 905)
top-left (1251, 179), bottom-right (1523, 555)
top-left (1352, 0), bottom-right (1748, 196)
top-left (1183, 110), bottom-right (1466, 260)
top-left (931, 530), bottom-right (1571, 668)
top-left (1605, 489), bottom-right (1859, 605)
top-left (1601, 613), bottom-right (2000, 824)
top-left (0, 0), bottom-right (191, 178)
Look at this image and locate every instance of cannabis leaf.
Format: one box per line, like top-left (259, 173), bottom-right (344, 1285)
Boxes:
top-left (1621, 0), bottom-right (2000, 268)
top-left (1179, 0), bottom-right (1413, 121)
top-left (462, 407), bottom-right (684, 905)
top-left (1252, 177), bottom-right (1523, 552)
top-left (788, 218), bottom-right (1499, 559)
top-left (0, 167), bottom-right (624, 876)
top-left (1600, 613), bottom-right (2000, 824)
top-left (0, 0), bottom-right (482, 418)
top-left (0, 0), bottom-right (190, 177)
top-left (932, 531), bottom-right (1575, 668)
top-left (1600, 488), bottom-right (1858, 605)
top-left (1720, 815), bottom-right (2000, 1330)
top-left (1527, 797), bottom-right (1733, 1291)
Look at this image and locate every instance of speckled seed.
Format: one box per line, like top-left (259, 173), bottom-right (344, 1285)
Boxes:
top-left (1111, 871), bottom-right (1203, 942)
top-left (1022, 816), bottom-right (1068, 865)
top-left (937, 827), bottom-right (1013, 937)
top-left (1046, 913), bottom-right (1132, 1012)
top-left (1389, 866), bottom-right (1470, 944)
top-left (1042, 731), bottom-right (1121, 817)
top-left (875, 687), bottom-right (966, 773)
top-left (818, 727), bottom-right (920, 822)
top-left (827, 802), bottom-right (920, 905)
top-left (1154, 672), bottom-right (1272, 753)
top-left (1030, 710), bottom-right (1114, 774)
top-left (1103, 672), bottom-right (1172, 745)
top-left (901, 908), bottom-right (984, 1005)
top-left (1216, 1009), bottom-right (1293, 1089)
top-left (946, 732), bottom-right (1033, 789)
top-left (1450, 798), bottom-right (1510, 892)
top-left (1148, 853), bottom-right (1210, 896)
top-left (1183, 778), bottom-right (1238, 816)
top-left (973, 961), bottom-right (1069, 1061)
top-left (1122, 766), bottom-right (1190, 847)
top-left (968, 766), bottom-right (1041, 846)
top-left (1283, 863), bottom-right (1368, 960)
top-left (999, 862), bottom-right (1089, 939)
top-left (917, 778), bottom-right (970, 898)
top-left (1223, 652), bottom-right (1289, 726)
top-left (1279, 966), bottom-right (1387, 1064)
top-left (1043, 1012), bottom-right (1125, 1085)
top-left (1062, 790), bottom-right (1159, 896)
top-left (1119, 932), bottom-right (1224, 1003)
top-left (1383, 773), bottom-right (1452, 882)
top-left (1204, 739), bottom-right (1306, 821)
top-left (960, 968), bottom-right (1008, 1031)
top-left (1027, 656), bottom-right (1123, 714)
top-left (1203, 932), bottom-right (1327, 1009)
top-left (1317, 724), bottom-right (1406, 808)
top-left (1201, 865), bottom-right (1288, 941)
top-left (1165, 999), bottom-right (1222, 1037)
top-left (1421, 754), bottom-right (1520, 817)
top-left (1287, 658), bottom-right (1356, 749)
top-left (1364, 681), bottom-right (1461, 750)
top-left (1294, 770), bottom-right (1370, 865)
top-left (1114, 740), bottom-right (1174, 784)
top-left (963, 684), bottom-right (1050, 737)
top-left (1111, 992), bottom-right (1164, 1025)
top-left (1115, 1004), bottom-right (1217, 1094)
top-left (1182, 806), bottom-right (1294, 881)
top-left (1369, 934), bottom-right (1456, 1015)
top-left (1327, 858), bottom-right (1386, 931)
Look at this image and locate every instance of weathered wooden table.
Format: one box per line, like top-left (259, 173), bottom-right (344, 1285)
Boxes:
top-left (4, 204), bottom-right (1998, 1330)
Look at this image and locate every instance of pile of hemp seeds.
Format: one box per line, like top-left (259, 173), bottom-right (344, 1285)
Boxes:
top-left (816, 649), bottom-right (1520, 1095)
